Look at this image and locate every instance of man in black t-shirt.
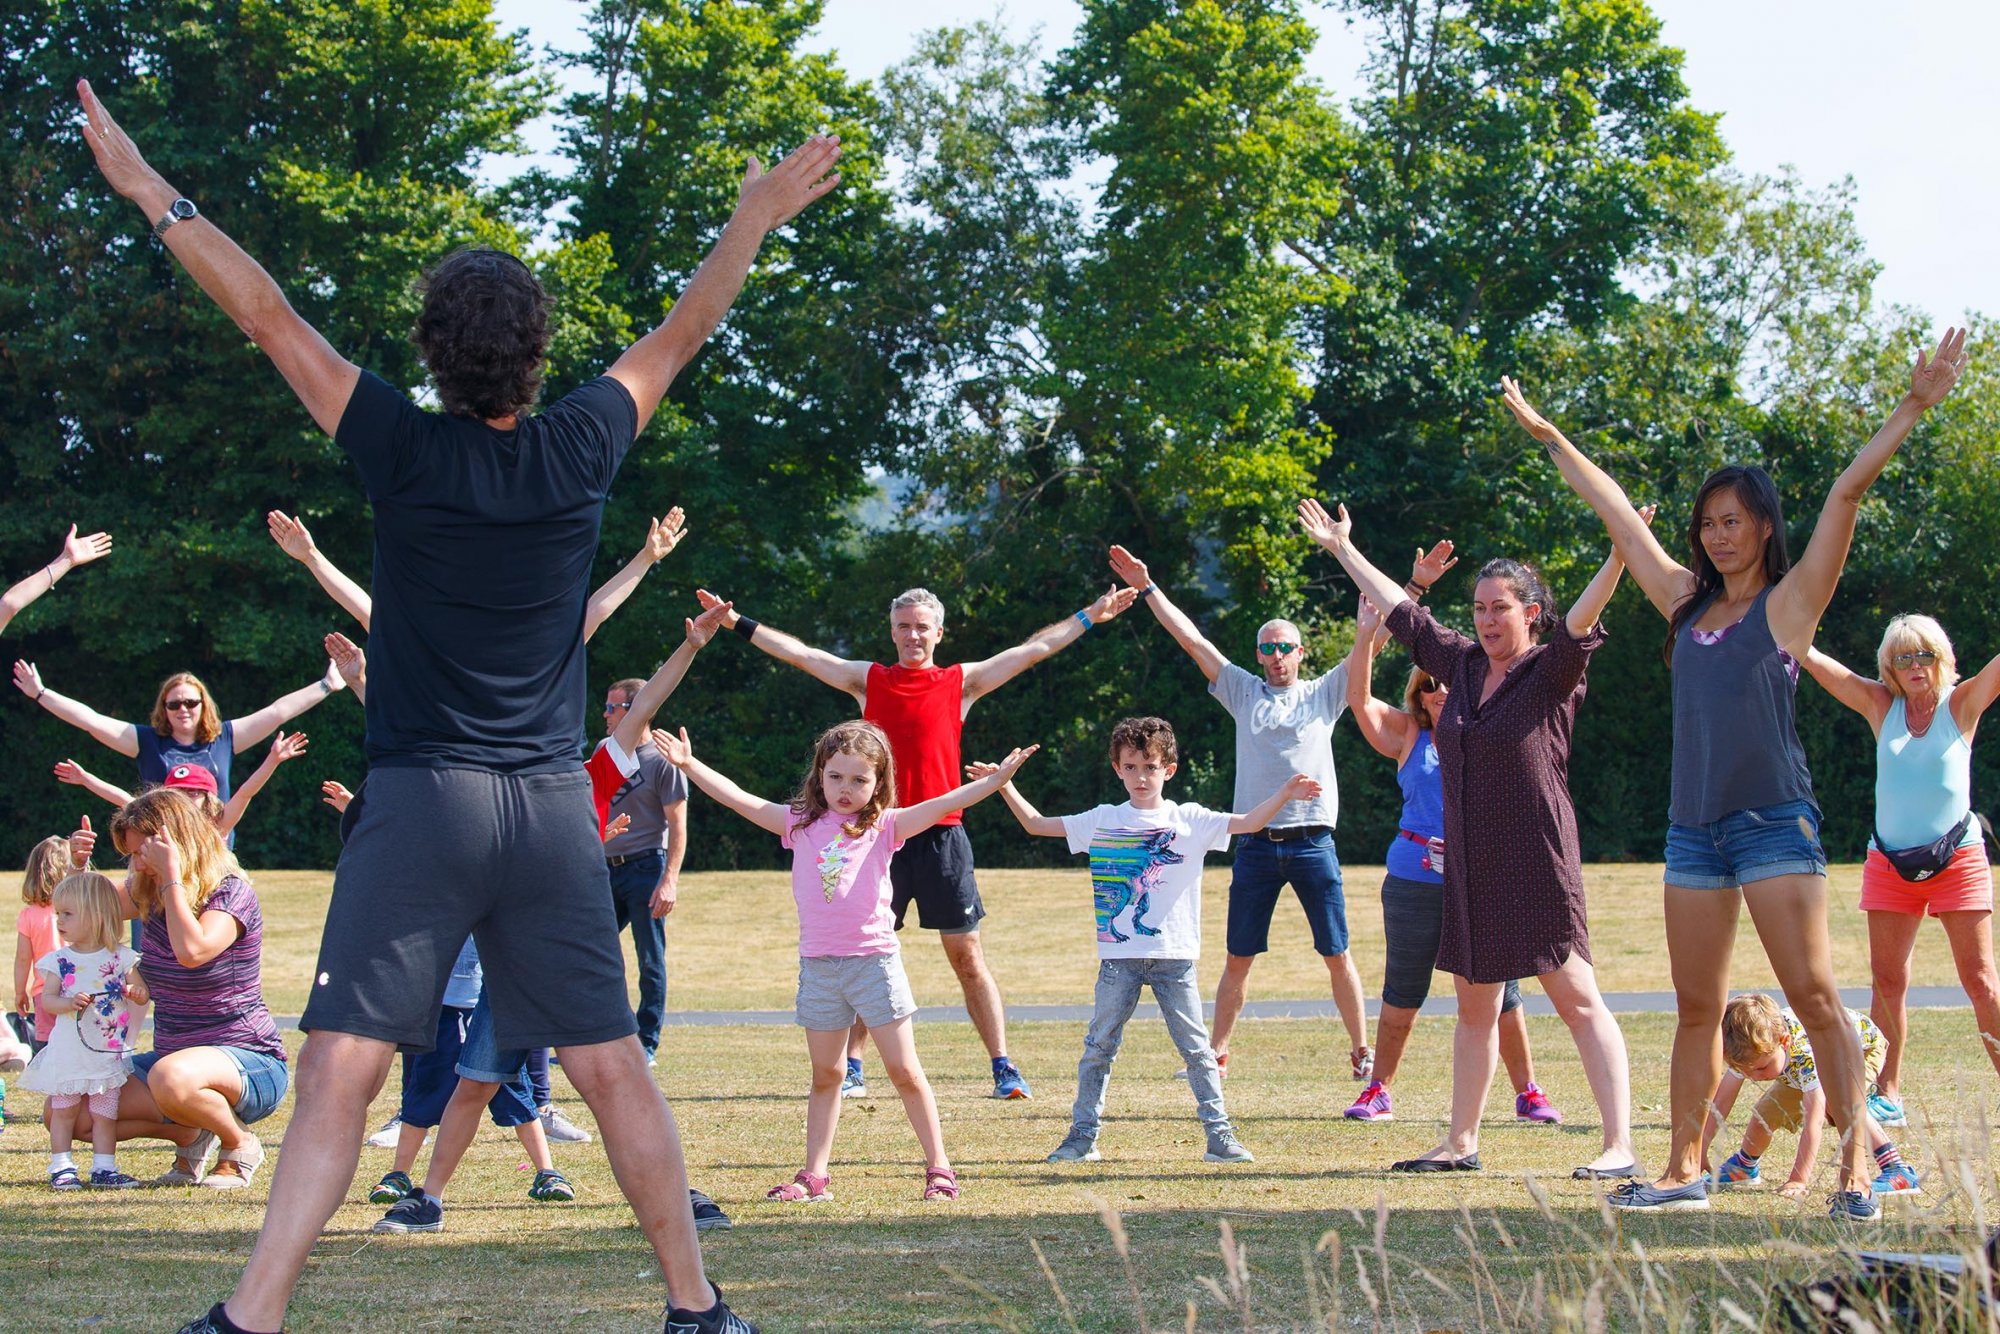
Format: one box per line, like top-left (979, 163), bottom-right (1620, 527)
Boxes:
top-left (76, 78), bottom-right (839, 1334)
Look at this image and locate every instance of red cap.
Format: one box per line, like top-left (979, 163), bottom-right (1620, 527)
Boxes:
top-left (164, 763), bottom-right (219, 797)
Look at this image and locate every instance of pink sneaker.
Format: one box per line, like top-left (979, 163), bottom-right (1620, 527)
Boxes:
top-left (1344, 1080), bottom-right (1393, 1121)
top-left (1515, 1083), bottom-right (1562, 1124)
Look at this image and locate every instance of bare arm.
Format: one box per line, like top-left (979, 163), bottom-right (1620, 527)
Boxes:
top-left (650, 801), bottom-right (687, 919)
top-left (607, 140), bottom-right (843, 435)
top-left (134, 836), bottom-right (243, 969)
top-left (695, 589), bottom-right (870, 701)
top-left (13, 662), bottom-right (139, 756)
top-left (13, 933), bottom-right (31, 1018)
top-left (231, 665), bottom-right (343, 750)
top-left (1500, 377), bottom-right (1693, 620)
top-left (584, 509), bottom-right (686, 643)
top-left (1345, 600), bottom-right (1413, 761)
top-left (962, 763), bottom-right (1067, 838)
top-left (0, 526), bottom-right (113, 635)
top-left (1953, 650), bottom-right (2000, 739)
top-left (267, 512), bottom-right (371, 629)
top-left (1227, 775), bottom-right (1324, 836)
top-left (1787, 1086), bottom-right (1826, 1193)
top-left (1563, 513), bottom-right (1649, 640)
top-left (216, 731), bottom-right (307, 836)
top-left (79, 81), bottom-right (360, 436)
top-left (961, 586), bottom-right (1139, 703)
top-left (651, 729), bottom-right (790, 837)
top-left (610, 603), bottom-right (732, 753)
top-left (1800, 645), bottom-right (1891, 733)
top-left (1699, 1069), bottom-right (1747, 1160)
top-left (1108, 546), bottom-right (1227, 683)
top-left (894, 746), bottom-right (1039, 841)
top-left (52, 758), bottom-right (135, 809)
top-left (1296, 500), bottom-right (1413, 616)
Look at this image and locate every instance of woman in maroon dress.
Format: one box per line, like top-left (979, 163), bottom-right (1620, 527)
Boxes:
top-left (1299, 499), bottom-right (1639, 1178)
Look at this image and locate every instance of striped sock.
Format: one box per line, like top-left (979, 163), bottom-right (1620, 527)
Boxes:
top-left (1875, 1142), bottom-right (1904, 1170)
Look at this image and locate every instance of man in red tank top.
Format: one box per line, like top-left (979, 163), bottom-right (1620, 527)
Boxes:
top-left (696, 584), bottom-right (1135, 1100)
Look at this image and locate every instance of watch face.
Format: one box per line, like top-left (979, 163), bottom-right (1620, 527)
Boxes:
top-left (172, 199), bottom-right (197, 220)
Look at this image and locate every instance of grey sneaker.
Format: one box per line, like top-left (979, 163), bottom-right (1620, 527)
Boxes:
top-left (364, 1116), bottom-right (403, 1149)
top-left (373, 1192), bottom-right (445, 1233)
top-left (539, 1104), bottom-right (592, 1144)
top-left (1204, 1130), bottom-right (1255, 1164)
top-left (1046, 1132), bottom-right (1101, 1163)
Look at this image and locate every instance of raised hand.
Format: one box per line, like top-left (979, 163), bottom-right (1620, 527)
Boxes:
top-left (320, 657), bottom-right (347, 694)
top-left (68, 814), bottom-right (95, 868)
top-left (652, 727), bottom-right (693, 768)
top-left (601, 812), bottom-right (632, 844)
top-left (60, 525), bottom-right (113, 568)
top-left (1085, 584), bottom-right (1139, 625)
top-left (990, 744), bottom-right (1040, 780)
top-left (320, 780), bottom-right (353, 813)
top-left (1282, 774), bottom-right (1324, 802)
top-left (53, 758), bottom-right (92, 788)
top-left (963, 760), bottom-right (1003, 781)
top-left (324, 632), bottom-right (364, 684)
top-left (645, 509), bottom-right (688, 563)
top-left (1355, 595), bottom-right (1382, 636)
top-left (1636, 503), bottom-right (1658, 527)
top-left (267, 730), bottom-right (309, 764)
top-left (1907, 326), bottom-right (1969, 410)
top-left (268, 511), bottom-right (316, 562)
top-left (77, 80), bottom-right (169, 205)
top-left (693, 587), bottom-right (739, 628)
top-left (1498, 376), bottom-right (1561, 445)
top-left (1108, 544), bottom-right (1152, 590)
top-left (13, 659), bottom-right (42, 699)
top-left (1296, 498), bottom-right (1350, 550)
top-left (735, 134), bottom-right (844, 232)
top-left (134, 832), bottom-right (181, 883)
top-left (1411, 539), bottom-right (1457, 589)
top-left (685, 599), bottom-right (733, 648)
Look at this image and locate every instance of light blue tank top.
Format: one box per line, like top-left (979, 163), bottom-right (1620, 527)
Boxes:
top-left (1385, 730), bottom-right (1444, 883)
top-left (1873, 687), bottom-right (1976, 850)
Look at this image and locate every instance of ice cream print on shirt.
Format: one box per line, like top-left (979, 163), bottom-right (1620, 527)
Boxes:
top-left (817, 834), bottom-right (859, 903)
top-left (1089, 829), bottom-right (1183, 942)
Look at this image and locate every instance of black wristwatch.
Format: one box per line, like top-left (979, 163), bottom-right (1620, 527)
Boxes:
top-left (152, 197), bottom-right (198, 240)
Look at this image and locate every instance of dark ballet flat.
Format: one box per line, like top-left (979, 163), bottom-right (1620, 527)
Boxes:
top-left (1390, 1154), bottom-right (1481, 1173)
top-left (1571, 1162), bottom-right (1641, 1180)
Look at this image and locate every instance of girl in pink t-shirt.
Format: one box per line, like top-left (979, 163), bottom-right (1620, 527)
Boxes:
top-left (15, 837), bottom-right (69, 1049)
top-left (657, 720), bottom-right (1035, 1204)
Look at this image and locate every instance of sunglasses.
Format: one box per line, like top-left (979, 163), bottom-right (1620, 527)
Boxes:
top-left (164, 699), bottom-right (203, 711)
top-left (602, 700), bottom-right (632, 714)
top-left (1257, 641), bottom-right (1299, 657)
top-left (1890, 651), bottom-right (1938, 670)
top-left (1418, 678), bottom-right (1444, 693)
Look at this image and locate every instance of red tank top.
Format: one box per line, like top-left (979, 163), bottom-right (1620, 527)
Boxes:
top-left (864, 662), bottom-right (965, 822)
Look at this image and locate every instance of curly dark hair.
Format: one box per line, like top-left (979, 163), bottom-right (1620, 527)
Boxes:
top-left (411, 248), bottom-right (552, 421)
top-left (1108, 716), bottom-right (1178, 766)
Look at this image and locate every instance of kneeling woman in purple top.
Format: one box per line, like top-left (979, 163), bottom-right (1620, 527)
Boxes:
top-left (65, 788), bottom-right (288, 1188)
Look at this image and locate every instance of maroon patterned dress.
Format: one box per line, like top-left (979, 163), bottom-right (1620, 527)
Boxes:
top-left (1385, 601), bottom-right (1604, 983)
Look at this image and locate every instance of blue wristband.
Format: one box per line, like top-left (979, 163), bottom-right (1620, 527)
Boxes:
top-left (1074, 609), bottom-right (1092, 630)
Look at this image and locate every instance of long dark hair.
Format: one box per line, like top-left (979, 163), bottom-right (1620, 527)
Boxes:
top-left (1662, 466), bottom-right (1789, 664)
top-left (1475, 557), bottom-right (1559, 640)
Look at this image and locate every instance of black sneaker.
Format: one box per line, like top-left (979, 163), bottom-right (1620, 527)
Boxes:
top-left (372, 1193), bottom-right (444, 1233)
top-left (173, 1305), bottom-right (239, 1334)
top-left (689, 1187), bottom-right (733, 1232)
top-left (664, 1283), bottom-right (757, 1334)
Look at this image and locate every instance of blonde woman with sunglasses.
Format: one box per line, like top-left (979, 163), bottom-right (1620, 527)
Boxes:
top-left (1802, 615), bottom-right (2000, 1126)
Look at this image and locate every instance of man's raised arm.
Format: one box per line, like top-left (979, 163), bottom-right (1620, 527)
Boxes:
top-left (1107, 545), bottom-right (1227, 683)
top-left (693, 588), bottom-right (869, 703)
top-left (607, 138), bottom-right (843, 435)
top-left (960, 584), bottom-right (1138, 703)
top-left (79, 81), bottom-right (359, 436)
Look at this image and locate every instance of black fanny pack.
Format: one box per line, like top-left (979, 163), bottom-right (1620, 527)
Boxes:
top-left (1873, 812), bottom-right (1975, 883)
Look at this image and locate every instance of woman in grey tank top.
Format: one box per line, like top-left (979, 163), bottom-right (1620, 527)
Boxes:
top-left (1499, 327), bottom-right (1968, 1220)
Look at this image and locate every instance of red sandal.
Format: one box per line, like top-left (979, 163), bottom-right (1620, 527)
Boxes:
top-left (922, 1167), bottom-right (959, 1201)
top-left (766, 1170), bottom-right (831, 1202)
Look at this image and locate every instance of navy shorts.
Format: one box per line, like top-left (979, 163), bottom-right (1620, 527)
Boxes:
top-left (399, 1003), bottom-right (535, 1128)
top-left (1664, 799), bottom-right (1826, 890)
top-left (132, 1045), bottom-right (290, 1126)
top-left (1225, 832), bottom-right (1349, 957)
top-left (890, 823), bottom-right (985, 934)
top-left (301, 767), bottom-right (636, 1052)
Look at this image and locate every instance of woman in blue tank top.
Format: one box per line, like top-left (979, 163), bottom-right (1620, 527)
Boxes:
top-left (1802, 614), bottom-right (2000, 1126)
top-left (1502, 327), bottom-right (1969, 1219)
top-left (1342, 590), bottom-right (1560, 1128)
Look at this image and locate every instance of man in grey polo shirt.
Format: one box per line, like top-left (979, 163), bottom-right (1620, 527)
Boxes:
top-left (599, 676), bottom-right (691, 1064)
top-left (1110, 545), bottom-right (1373, 1082)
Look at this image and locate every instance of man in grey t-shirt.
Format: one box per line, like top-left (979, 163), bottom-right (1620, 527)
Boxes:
top-left (1110, 546), bottom-right (1372, 1080)
top-left (599, 677), bottom-right (691, 1063)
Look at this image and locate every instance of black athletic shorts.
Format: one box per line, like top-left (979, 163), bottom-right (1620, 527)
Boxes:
top-left (889, 823), bottom-right (985, 934)
top-left (300, 767), bottom-right (637, 1052)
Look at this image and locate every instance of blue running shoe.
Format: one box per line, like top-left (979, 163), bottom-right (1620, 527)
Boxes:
top-left (992, 1060), bottom-right (1032, 1100)
top-left (1866, 1090), bottom-right (1907, 1127)
top-left (1829, 1189), bottom-right (1882, 1222)
top-left (1606, 1179), bottom-right (1711, 1212)
top-left (840, 1058), bottom-right (866, 1100)
top-left (1712, 1153), bottom-right (1762, 1189)
top-left (1873, 1162), bottom-right (1922, 1196)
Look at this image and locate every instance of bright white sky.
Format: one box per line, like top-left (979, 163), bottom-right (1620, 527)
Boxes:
top-left (492, 0), bottom-right (1997, 325)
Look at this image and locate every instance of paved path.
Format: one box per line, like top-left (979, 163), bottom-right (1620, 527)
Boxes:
top-left (272, 985), bottom-right (1972, 1031)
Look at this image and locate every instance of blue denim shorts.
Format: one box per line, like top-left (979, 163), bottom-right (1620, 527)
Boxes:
top-left (131, 1045), bottom-right (291, 1126)
top-left (1663, 799), bottom-right (1826, 890)
top-left (1226, 832), bottom-right (1348, 957)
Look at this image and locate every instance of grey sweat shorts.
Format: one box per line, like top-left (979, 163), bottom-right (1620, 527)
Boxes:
top-left (795, 953), bottom-right (918, 1032)
top-left (300, 766), bottom-right (637, 1053)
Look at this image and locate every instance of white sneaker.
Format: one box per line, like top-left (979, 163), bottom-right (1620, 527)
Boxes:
top-left (539, 1104), bottom-right (592, 1144)
top-left (364, 1117), bottom-right (404, 1149)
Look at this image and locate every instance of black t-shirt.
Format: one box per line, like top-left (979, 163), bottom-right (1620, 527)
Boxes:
top-left (336, 371), bottom-right (638, 773)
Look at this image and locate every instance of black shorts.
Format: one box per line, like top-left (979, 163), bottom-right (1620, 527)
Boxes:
top-left (300, 767), bottom-right (637, 1052)
top-left (890, 823), bottom-right (985, 933)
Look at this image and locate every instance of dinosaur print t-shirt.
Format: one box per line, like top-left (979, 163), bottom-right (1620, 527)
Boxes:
top-left (782, 808), bottom-right (904, 957)
top-left (1061, 801), bottom-right (1232, 960)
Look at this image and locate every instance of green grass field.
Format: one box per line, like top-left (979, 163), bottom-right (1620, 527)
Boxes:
top-left (4, 865), bottom-right (1997, 1332)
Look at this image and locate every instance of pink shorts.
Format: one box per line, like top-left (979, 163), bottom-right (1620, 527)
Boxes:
top-left (46, 1088), bottom-right (122, 1118)
top-left (1859, 840), bottom-right (1994, 916)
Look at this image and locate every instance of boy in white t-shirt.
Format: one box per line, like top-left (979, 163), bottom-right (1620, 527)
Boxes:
top-left (975, 716), bottom-right (1320, 1165)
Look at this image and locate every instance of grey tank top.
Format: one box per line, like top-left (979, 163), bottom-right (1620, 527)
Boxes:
top-left (1668, 586), bottom-right (1816, 826)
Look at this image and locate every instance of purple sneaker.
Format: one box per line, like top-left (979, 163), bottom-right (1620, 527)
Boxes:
top-left (1344, 1080), bottom-right (1393, 1121)
top-left (1515, 1083), bottom-right (1562, 1124)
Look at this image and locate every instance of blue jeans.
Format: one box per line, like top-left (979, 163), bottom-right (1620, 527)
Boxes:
top-left (1225, 833), bottom-right (1348, 956)
top-left (1070, 958), bottom-right (1229, 1140)
top-left (608, 850), bottom-right (669, 1053)
top-left (131, 1046), bottom-right (290, 1126)
top-left (1664, 799), bottom-right (1826, 890)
